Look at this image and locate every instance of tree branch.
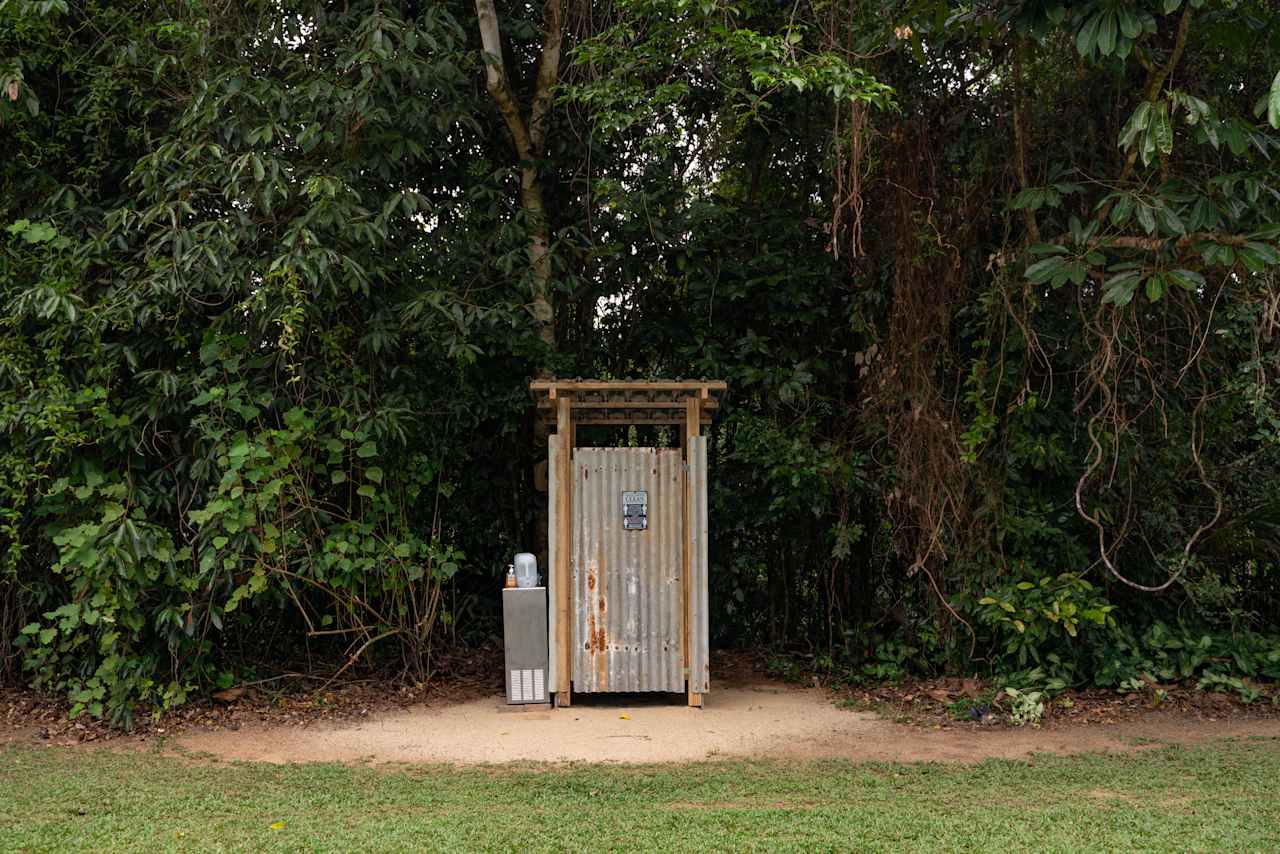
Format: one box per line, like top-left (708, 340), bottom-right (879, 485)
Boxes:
top-left (1103, 231), bottom-right (1250, 253)
top-left (528, 0), bottom-right (564, 155)
top-left (474, 0), bottom-right (534, 162)
top-left (1012, 37), bottom-right (1040, 243)
top-left (472, 0), bottom-right (562, 351)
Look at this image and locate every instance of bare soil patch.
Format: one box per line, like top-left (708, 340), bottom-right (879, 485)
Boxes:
top-left (6, 651), bottom-right (1280, 765)
top-left (165, 678), bottom-right (1280, 766)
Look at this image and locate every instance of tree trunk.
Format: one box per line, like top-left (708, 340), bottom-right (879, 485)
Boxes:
top-left (473, 0), bottom-right (562, 351)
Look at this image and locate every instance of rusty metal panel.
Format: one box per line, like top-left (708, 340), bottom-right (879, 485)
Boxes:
top-left (572, 448), bottom-right (684, 692)
top-left (546, 436), bottom-right (560, 694)
top-left (688, 436), bottom-right (710, 694)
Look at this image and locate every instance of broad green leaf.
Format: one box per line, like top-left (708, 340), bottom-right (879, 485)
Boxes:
top-left (1142, 121), bottom-right (1158, 166)
top-left (1238, 247), bottom-right (1266, 272)
top-left (1118, 102), bottom-right (1152, 149)
top-left (1158, 205), bottom-right (1185, 236)
top-left (1096, 11), bottom-right (1117, 56)
top-left (1153, 101), bottom-right (1173, 155)
top-left (1135, 204), bottom-right (1157, 235)
top-left (1029, 243), bottom-right (1067, 256)
top-left (1102, 271), bottom-right (1142, 306)
top-left (1269, 69), bottom-right (1280, 129)
top-left (1189, 197), bottom-right (1219, 231)
top-left (1025, 257), bottom-right (1066, 284)
top-left (1144, 274), bottom-right (1165, 302)
top-left (1244, 241), bottom-right (1280, 264)
top-left (1110, 194), bottom-right (1135, 226)
top-left (1210, 246), bottom-right (1234, 266)
top-left (356, 441), bottom-right (377, 459)
top-left (1167, 268), bottom-right (1205, 291)
top-left (1076, 12), bottom-right (1101, 58)
top-left (1118, 8), bottom-right (1140, 38)
top-left (1011, 188), bottom-right (1042, 210)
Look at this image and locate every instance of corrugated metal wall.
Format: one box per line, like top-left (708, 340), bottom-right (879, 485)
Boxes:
top-left (688, 437), bottom-right (710, 694)
top-left (572, 448), bottom-right (685, 692)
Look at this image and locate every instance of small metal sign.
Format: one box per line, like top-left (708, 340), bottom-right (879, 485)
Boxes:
top-left (622, 490), bottom-right (648, 530)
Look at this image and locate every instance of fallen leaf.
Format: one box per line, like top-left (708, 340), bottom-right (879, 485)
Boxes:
top-left (270, 821), bottom-right (286, 831)
top-left (619, 714), bottom-right (630, 720)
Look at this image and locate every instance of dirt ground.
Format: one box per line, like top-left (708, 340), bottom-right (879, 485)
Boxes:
top-left (166, 677), bottom-right (1280, 766)
top-left (7, 651), bottom-right (1280, 765)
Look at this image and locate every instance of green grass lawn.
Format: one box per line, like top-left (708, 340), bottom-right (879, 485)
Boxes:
top-left (2, 739), bottom-right (1278, 852)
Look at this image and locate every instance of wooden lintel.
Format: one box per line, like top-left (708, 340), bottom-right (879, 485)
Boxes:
top-left (531, 380), bottom-right (727, 393)
top-left (536, 399), bottom-right (720, 410)
top-left (537, 416), bottom-right (713, 427)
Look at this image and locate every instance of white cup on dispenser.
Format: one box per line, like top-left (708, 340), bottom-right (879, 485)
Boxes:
top-left (513, 553), bottom-right (539, 588)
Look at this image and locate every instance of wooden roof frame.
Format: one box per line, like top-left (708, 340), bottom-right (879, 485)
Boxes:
top-left (535, 378), bottom-right (726, 709)
top-left (530, 379), bottom-right (728, 426)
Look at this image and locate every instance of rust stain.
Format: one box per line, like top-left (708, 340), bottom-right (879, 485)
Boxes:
top-left (587, 571), bottom-right (596, 591)
top-left (597, 542), bottom-right (607, 689)
top-left (585, 613), bottom-right (607, 654)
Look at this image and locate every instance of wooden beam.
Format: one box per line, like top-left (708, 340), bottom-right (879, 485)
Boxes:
top-left (555, 393), bottom-right (572, 707)
top-left (684, 396), bottom-right (702, 709)
top-left (531, 380), bottom-right (727, 392)
top-left (535, 399), bottom-right (720, 410)
top-left (532, 381), bottom-right (732, 391)
top-left (536, 415), bottom-right (713, 426)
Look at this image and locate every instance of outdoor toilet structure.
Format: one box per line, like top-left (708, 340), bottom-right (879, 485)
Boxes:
top-left (531, 379), bottom-right (727, 708)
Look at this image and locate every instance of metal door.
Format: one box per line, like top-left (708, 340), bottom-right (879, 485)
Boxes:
top-left (571, 448), bottom-right (684, 692)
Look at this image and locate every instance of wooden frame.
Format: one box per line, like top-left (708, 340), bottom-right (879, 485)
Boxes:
top-left (533, 379), bottom-right (725, 709)
top-left (683, 395), bottom-right (703, 708)
top-left (555, 394), bottom-right (572, 707)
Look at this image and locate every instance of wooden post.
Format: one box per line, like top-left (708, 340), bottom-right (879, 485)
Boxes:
top-left (555, 393), bottom-right (573, 707)
top-left (684, 396), bottom-right (703, 708)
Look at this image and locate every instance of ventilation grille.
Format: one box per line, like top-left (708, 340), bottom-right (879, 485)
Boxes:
top-left (510, 668), bottom-right (546, 703)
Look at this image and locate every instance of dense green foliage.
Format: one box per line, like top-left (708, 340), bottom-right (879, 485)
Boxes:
top-left (2, 0), bottom-right (1280, 720)
top-left (5, 742), bottom-right (1280, 850)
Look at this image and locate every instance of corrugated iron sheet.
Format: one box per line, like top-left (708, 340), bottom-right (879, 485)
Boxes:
top-left (688, 436), bottom-right (710, 694)
top-left (572, 448), bottom-right (684, 692)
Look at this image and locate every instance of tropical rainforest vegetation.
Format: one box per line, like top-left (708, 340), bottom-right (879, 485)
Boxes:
top-left (2, 0), bottom-right (1279, 723)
